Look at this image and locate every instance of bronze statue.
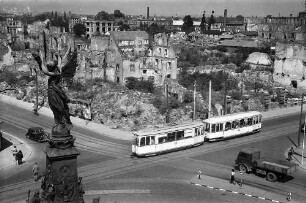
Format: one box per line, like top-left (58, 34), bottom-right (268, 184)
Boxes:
top-left (32, 43), bottom-right (77, 136)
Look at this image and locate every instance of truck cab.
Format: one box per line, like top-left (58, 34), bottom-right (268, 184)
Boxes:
top-left (235, 148), bottom-right (260, 173)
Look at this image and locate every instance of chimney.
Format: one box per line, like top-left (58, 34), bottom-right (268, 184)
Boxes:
top-left (224, 9), bottom-right (227, 27)
top-left (147, 7), bottom-right (149, 19)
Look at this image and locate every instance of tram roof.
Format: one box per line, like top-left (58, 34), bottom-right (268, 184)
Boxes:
top-left (133, 121), bottom-right (204, 136)
top-left (203, 111), bottom-right (261, 124)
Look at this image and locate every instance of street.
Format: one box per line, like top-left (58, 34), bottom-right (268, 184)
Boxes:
top-left (1, 101), bottom-right (306, 202)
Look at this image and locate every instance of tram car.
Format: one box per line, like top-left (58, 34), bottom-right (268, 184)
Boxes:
top-left (132, 111), bottom-right (262, 157)
top-left (132, 122), bottom-right (205, 157)
top-left (203, 111), bottom-right (262, 142)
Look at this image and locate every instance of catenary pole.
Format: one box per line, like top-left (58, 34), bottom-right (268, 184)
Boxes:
top-left (298, 94), bottom-right (304, 147)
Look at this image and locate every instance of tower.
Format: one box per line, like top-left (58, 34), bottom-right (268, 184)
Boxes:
top-left (147, 7), bottom-right (149, 19)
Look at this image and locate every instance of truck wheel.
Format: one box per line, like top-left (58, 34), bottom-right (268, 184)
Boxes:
top-left (266, 172), bottom-right (277, 182)
top-left (239, 164), bottom-right (247, 173)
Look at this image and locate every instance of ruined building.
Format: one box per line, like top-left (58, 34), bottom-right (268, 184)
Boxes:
top-left (77, 31), bottom-right (177, 86)
top-left (273, 42), bottom-right (306, 89)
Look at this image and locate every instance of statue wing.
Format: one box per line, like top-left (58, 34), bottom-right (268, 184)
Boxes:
top-left (61, 48), bottom-right (78, 78)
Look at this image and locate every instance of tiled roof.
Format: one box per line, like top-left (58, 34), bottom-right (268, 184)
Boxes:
top-left (110, 31), bottom-right (149, 41)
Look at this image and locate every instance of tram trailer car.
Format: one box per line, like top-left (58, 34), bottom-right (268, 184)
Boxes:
top-left (203, 111), bottom-right (262, 142)
top-left (132, 122), bottom-right (205, 157)
top-left (235, 148), bottom-right (297, 182)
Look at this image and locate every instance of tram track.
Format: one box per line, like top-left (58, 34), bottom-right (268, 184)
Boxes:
top-left (1, 118), bottom-right (295, 194)
top-left (0, 114), bottom-right (130, 157)
top-left (1, 105), bottom-right (304, 201)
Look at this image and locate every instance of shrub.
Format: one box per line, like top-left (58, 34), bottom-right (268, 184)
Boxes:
top-left (0, 70), bottom-right (18, 87)
top-left (125, 77), bottom-right (155, 93)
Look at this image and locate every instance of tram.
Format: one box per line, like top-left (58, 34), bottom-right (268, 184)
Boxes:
top-left (132, 111), bottom-right (262, 157)
top-left (131, 122), bottom-right (205, 157)
top-left (203, 111), bottom-right (262, 141)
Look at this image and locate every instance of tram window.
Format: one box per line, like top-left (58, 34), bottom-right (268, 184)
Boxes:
top-left (204, 123), bottom-right (210, 132)
top-left (211, 124), bottom-right (216, 133)
top-left (232, 120), bottom-right (239, 129)
top-left (150, 136), bottom-right (155, 145)
top-left (176, 131), bottom-right (184, 140)
top-left (158, 136), bottom-right (167, 143)
top-left (215, 124), bottom-right (219, 132)
top-left (254, 116), bottom-right (258, 124)
top-left (167, 132), bottom-right (175, 142)
top-left (248, 118), bottom-right (253, 126)
top-left (259, 115), bottom-right (262, 122)
top-left (240, 119), bottom-right (245, 127)
top-left (220, 123), bottom-right (223, 131)
top-left (225, 122), bottom-right (231, 131)
top-left (146, 136), bottom-right (151, 145)
top-left (195, 128), bottom-right (198, 136)
top-left (140, 137), bottom-right (145, 146)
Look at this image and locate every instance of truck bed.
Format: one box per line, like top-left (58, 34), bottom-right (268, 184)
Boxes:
top-left (256, 158), bottom-right (297, 174)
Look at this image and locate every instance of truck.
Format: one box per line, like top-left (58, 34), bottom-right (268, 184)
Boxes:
top-left (235, 148), bottom-right (297, 182)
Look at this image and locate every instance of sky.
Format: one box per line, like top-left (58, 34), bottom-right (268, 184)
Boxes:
top-left (0, 0), bottom-right (304, 17)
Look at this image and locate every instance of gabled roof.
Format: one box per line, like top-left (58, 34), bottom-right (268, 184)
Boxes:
top-left (109, 31), bottom-right (149, 41)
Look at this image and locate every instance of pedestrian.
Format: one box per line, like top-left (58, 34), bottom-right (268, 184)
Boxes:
top-left (16, 150), bottom-right (23, 165)
top-left (287, 147), bottom-right (294, 162)
top-left (29, 190), bottom-right (40, 203)
top-left (11, 145), bottom-right (18, 165)
top-left (230, 169), bottom-right (236, 184)
top-left (32, 162), bottom-right (40, 181)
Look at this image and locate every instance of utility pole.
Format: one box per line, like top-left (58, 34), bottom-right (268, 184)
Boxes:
top-left (193, 80), bottom-right (196, 120)
top-left (166, 84), bottom-right (169, 123)
top-left (34, 68), bottom-right (39, 115)
top-left (298, 94), bottom-right (304, 147)
top-left (208, 80), bottom-right (211, 119)
top-left (223, 78), bottom-right (227, 115)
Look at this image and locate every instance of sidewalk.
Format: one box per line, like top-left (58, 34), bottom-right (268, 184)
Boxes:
top-left (0, 132), bottom-right (32, 170)
top-left (190, 175), bottom-right (300, 203)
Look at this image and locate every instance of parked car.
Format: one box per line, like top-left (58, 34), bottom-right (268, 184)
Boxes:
top-left (25, 127), bottom-right (50, 142)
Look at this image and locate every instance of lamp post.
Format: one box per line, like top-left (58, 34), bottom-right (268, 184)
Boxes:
top-left (298, 94), bottom-right (304, 147)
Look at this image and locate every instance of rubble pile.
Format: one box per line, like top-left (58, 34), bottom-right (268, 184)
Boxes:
top-left (90, 83), bottom-right (165, 130)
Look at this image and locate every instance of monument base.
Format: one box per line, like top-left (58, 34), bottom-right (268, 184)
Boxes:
top-left (43, 128), bottom-right (82, 203)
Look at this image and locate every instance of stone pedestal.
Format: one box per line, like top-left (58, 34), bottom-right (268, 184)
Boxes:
top-left (43, 124), bottom-right (82, 203)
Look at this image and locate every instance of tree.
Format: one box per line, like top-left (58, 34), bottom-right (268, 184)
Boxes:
top-left (236, 15), bottom-right (244, 22)
top-left (118, 21), bottom-right (130, 31)
top-left (95, 11), bottom-right (111, 21)
top-left (200, 11), bottom-right (207, 33)
top-left (114, 10), bottom-right (125, 19)
top-left (208, 11), bottom-right (215, 30)
top-left (73, 23), bottom-right (86, 37)
top-left (181, 15), bottom-right (194, 34)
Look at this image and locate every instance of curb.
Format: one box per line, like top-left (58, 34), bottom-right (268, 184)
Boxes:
top-left (190, 182), bottom-right (285, 203)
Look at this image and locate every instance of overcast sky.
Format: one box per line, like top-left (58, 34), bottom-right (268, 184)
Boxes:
top-left (1, 0), bottom-right (304, 17)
